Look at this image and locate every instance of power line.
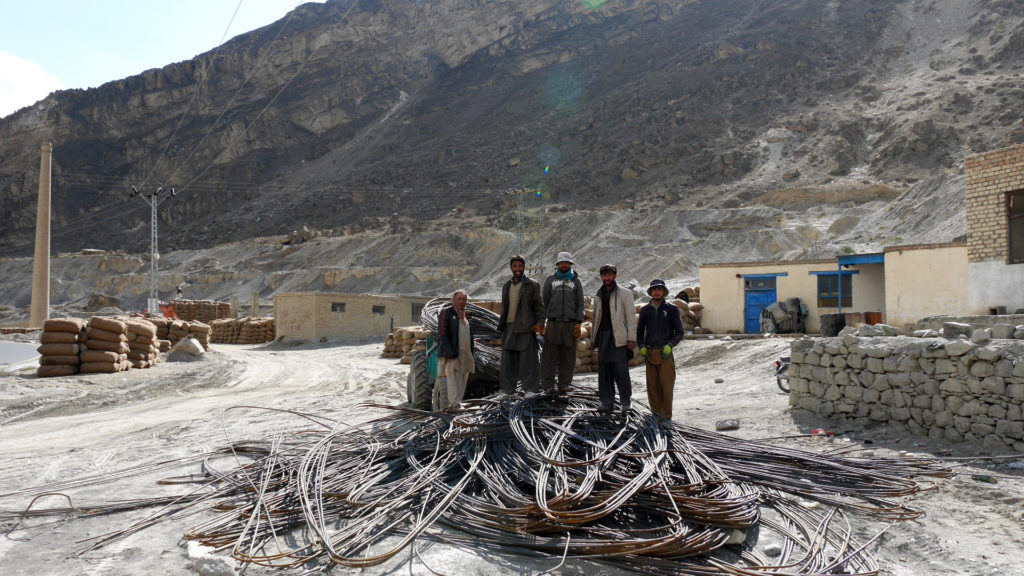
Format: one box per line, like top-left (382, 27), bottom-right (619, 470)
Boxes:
top-left (140, 0), bottom-right (247, 190)
top-left (164, 5), bottom-right (301, 187)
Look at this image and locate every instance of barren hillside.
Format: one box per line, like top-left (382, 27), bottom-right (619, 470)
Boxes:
top-left (0, 0), bottom-right (1014, 310)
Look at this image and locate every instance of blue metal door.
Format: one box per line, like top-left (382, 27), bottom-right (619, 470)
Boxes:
top-left (744, 291), bottom-right (776, 333)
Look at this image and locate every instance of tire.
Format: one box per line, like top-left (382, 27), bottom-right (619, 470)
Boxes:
top-left (432, 376), bottom-right (449, 411)
top-left (776, 363), bottom-right (790, 393)
top-left (410, 350), bottom-right (433, 411)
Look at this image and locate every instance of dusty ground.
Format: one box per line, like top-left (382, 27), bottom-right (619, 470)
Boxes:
top-left (0, 336), bottom-right (1022, 575)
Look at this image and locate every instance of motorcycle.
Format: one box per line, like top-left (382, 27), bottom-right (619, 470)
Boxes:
top-left (774, 356), bottom-right (790, 393)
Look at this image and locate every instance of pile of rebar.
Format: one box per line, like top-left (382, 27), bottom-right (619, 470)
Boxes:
top-left (0, 392), bottom-right (954, 574)
top-left (419, 297), bottom-right (507, 380)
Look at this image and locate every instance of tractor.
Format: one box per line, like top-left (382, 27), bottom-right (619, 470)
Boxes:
top-left (406, 298), bottom-right (521, 411)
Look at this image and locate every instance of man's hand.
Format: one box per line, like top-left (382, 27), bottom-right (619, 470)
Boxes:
top-left (572, 324), bottom-right (581, 339)
top-left (627, 341), bottom-right (636, 350)
top-left (639, 346), bottom-right (648, 357)
top-left (662, 345), bottom-right (672, 356)
top-left (532, 325), bottom-right (544, 336)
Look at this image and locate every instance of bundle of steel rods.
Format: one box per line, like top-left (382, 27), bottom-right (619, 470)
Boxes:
top-left (0, 393), bottom-right (954, 574)
top-left (419, 297), bottom-right (507, 380)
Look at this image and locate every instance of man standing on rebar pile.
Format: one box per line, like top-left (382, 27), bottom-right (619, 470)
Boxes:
top-left (637, 279), bottom-right (684, 420)
top-left (438, 289), bottom-right (474, 411)
top-left (591, 264), bottom-right (637, 415)
top-left (497, 255), bottom-right (545, 399)
top-left (541, 251), bottom-right (584, 395)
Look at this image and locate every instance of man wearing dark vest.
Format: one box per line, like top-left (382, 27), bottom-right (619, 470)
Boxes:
top-left (497, 255), bottom-right (545, 398)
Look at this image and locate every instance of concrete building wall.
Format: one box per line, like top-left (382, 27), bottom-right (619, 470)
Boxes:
top-left (883, 244), bottom-right (968, 328)
top-left (274, 292), bottom-right (432, 340)
top-left (850, 263), bottom-right (885, 316)
top-left (274, 293), bottom-right (319, 340)
top-left (700, 260), bottom-right (833, 333)
top-left (964, 144), bottom-right (1024, 313)
top-left (968, 261), bottom-right (1024, 315)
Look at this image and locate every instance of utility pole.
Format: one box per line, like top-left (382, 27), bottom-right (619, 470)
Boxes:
top-left (515, 188), bottom-right (525, 255)
top-left (30, 142), bottom-right (52, 328)
top-left (130, 186), bottom-right (175, 314)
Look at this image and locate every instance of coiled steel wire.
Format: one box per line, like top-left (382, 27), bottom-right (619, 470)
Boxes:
top-left (0, 393), bottom-right (954, 574)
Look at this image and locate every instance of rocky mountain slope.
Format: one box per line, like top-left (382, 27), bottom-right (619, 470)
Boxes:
top-left (0, 0), bottom-right (1019, 311)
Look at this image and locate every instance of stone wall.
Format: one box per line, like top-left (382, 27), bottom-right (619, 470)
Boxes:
top-left (789, 330), bottom-right (1024, 452)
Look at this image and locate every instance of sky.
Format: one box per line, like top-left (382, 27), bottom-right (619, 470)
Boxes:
top-left (0, 0), bottom-right (321, 118)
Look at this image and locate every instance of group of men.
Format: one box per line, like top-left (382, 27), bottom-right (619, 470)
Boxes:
top-left (438, 252), bottom-right (685, 419)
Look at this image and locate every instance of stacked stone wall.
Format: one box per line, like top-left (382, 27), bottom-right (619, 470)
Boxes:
top-left (789, 333), bottom-right (1024, 452)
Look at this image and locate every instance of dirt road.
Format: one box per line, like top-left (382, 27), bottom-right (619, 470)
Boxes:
top-left (1, 338), bottom-right (1021, 575)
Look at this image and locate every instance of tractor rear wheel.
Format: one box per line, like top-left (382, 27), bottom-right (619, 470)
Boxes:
top-left (409, 350), bottom-right (433, 411)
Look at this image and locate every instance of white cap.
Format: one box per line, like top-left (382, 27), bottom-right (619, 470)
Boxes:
top-left (555, 251), bottom-right (574, 265)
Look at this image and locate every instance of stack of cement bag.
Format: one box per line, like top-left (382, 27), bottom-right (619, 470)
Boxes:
top-left (670, 299), bottom-right (711, 334)
top-left (573, 321), bottom-right (645, 373)
top-left (384, 326), bottom-right (429, 363)
top-left (146, 317), bottom-right (173, 352)
top-left (188, 322), bottom-right (212, 350)
top-left (237, 318), bottom-right (273, 344)
top-left (36, 318), bottom-right (87, 377)
top-left (125, 319), bottom-right (161, 369)
top-left (210, 318), bottom-right (241, 343)
top-left (170, 299), bottom-right (232, 323)
top-left (211, 317), bottom-right (274, 344)
top-left (167, 320), bottom-right (190, 345)
top-left (82, 316), bottom-right (131, 374)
